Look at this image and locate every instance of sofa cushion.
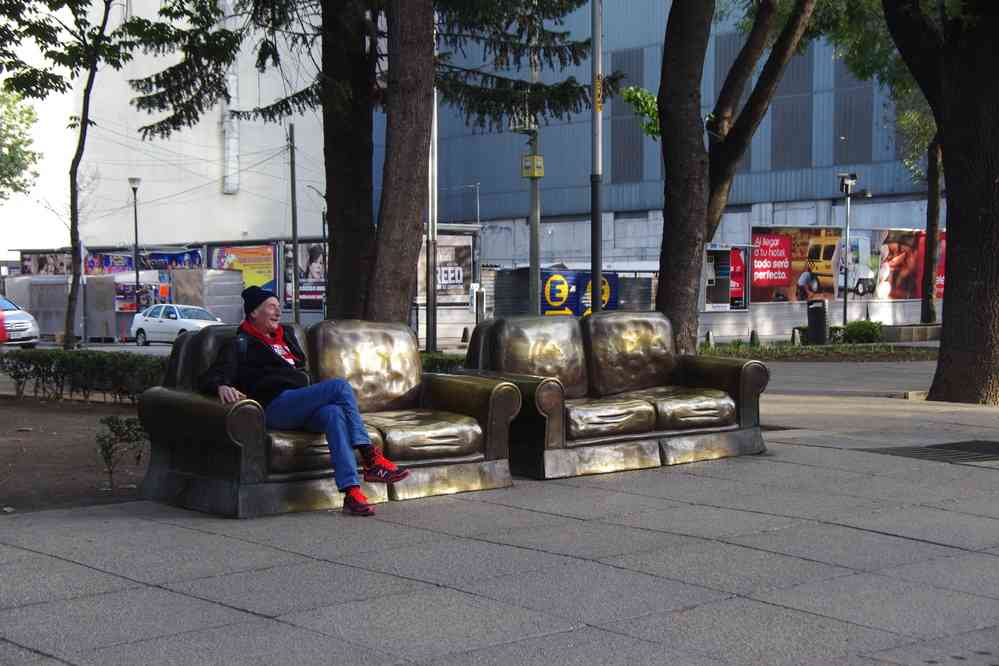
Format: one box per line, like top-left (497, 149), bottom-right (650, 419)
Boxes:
top-left (581, 312), bottom-right (678, 397)
top-left (564, 396), bottom-right (656, 440)
top-left (269, 425), bottom-right (384, 474)
top-left (308, 320), bottom-right (421, 413)
top-left (491, 316), bottom-right (589, 399)
top-left (363, 410), bottom-right (483, 461)
top-left (617, 386), bottom-right (736, 430)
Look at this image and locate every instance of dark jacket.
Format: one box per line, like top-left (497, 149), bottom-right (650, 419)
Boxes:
top-left (199, 325), bottom-right (310, 408)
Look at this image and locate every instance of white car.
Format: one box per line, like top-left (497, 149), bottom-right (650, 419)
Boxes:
top-left (131, 304), bottom-right (223, 345)
top-left (1, 295), bottom-right (40, 348)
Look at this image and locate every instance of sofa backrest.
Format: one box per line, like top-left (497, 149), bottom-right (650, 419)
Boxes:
top-left (581, 311), bottom-right (677, 396)
top-left (173, 323), bottom-right (309, 392)
top-left (489, 316), bottom-right (589, 399)
top-left (307, 319), bottom-right (421, 413)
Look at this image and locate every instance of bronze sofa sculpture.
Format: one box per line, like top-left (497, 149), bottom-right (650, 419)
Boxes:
top-left (139, 320), bottom-right (521, 518)
top-left (464, 311), bottom-right (769, 479)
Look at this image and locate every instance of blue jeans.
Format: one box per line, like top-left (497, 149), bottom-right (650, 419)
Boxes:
top-left (264, 378), bottom-right (371, 491)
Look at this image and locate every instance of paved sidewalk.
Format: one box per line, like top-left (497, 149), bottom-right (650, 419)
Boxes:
top-left (2, 392), bottom-right (999, 664)
top-left (766, 361), bottom-right (936, 398)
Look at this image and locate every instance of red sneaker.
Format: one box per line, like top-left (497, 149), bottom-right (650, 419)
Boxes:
top-left (361, 449), bottom-right (411, 484)
top-left (342, 486), bottom-right (375, 516)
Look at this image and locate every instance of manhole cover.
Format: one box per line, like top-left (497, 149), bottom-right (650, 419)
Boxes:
top-left (858, 440), bottom-right (999, 464)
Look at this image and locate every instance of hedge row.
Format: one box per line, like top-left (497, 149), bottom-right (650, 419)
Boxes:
top-left (0, 349), bottom-right (468, 402)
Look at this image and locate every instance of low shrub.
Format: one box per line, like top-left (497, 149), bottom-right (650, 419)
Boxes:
top-left (842, 320), bottom-right (884, 344)
top-left (95, 415), bottom-right (148, 489)
top-left (420, 352), bottom-right (465, 373)
top-left (0, 349), bottom-right (167, 402)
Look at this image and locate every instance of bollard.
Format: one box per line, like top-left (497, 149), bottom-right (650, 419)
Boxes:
top-left (791, 327), bottom-right (803, 346)
top-left (703, 330), bottom-right (715, 349)
top-left (749, 329), bottom-right (760, 347)
top-left (460, 327), bottom-right (470, 344)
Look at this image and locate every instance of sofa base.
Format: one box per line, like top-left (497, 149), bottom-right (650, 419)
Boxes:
top-left (142, 467), bottom-right (388, 519)
top-left (388, 459), bottom-right (512, 501)
top-left (660, 427), bottom-right (766, 466)
top-left (540, 440), bottom-right (662, 479)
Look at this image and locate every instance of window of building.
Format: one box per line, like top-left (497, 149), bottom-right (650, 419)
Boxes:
top-left (834, 57), bottom-right (873, 165)
top-left (611, 48), bottom-right (644, 184)
top-left (771, 45), bottom-right (813, 170)
top-left (714, 33), bottom-right (750, 173)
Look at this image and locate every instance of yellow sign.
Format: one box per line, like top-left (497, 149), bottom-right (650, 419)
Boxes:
top-left (581, 276), bottom-right (611, 316)
top-left (521, 154), bottom-right (545, 179)
top-left (594, 74), bottom-right (604, 113)
top-left (544, 273), bottom-right (570, 307)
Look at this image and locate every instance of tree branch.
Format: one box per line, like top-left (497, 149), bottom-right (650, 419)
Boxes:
top-left (881, 0), bottom-right (944, 114)
top-left (710, 0), bottom-right (776, 139)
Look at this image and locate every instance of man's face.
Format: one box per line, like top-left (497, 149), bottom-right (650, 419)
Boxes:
top-left (250, 297), bottom-right (282, 334)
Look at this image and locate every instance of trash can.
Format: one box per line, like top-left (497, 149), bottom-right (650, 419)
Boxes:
top-left (806, 299), bottom-right (828, 345)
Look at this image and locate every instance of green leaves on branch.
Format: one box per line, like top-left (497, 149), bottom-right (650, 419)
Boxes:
top-left (0, 91), bottom-right (39, 200)
top-left (621, 86), bottom-right (660, 140)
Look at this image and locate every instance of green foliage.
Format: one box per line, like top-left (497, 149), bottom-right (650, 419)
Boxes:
top-left (420, 352), bottom-right (465, 373)
top-left (95, 415), bottom-right (148, 489)
top-left (842, 320), bottom-right (884, 343)
top-left (700, 339), bottom-right (936, 361)
top-left (128, 0), bottom-right (621, 138)
top-left (621, 86), bottom-right (660, 140)
top-left (0, 349), bottom-right (167, 403)
top-left (0, 91), bottom-right (39, 200)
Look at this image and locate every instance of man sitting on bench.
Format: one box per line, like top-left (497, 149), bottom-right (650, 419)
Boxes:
top-left (200, 286), bottom-right (409, 516)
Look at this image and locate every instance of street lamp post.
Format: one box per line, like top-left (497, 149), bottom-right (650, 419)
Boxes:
top-left (590, 0), bottom-right (604, 314)
top-left (837, 173), bottom-right (858, 326)
top-left (128, 177), bottom-right (142, 316)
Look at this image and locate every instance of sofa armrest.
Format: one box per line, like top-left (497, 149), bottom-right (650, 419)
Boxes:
top-left (677, 355), bottom-right (770, 428)
top-left (138, 386), bottom-right (268, 483)
top-left (419, 373), bottom-right (522, 461)
top-left (455, 369), bottom-right (566, 450)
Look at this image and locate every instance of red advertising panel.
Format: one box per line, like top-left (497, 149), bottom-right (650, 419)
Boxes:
top-left (934, 231), bottom-right (946, 299)
top-left (729, 247), bottom-right (746, 310)
top-left (751, 233), bottom-right (792, 287)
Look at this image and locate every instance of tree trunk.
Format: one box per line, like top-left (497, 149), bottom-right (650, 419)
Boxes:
top-left (323, 0), bottom-right (377, 320)
top-left (64, 0), bottom-right (112, 350)
top-left (920, 134), bottom-right (941, 324)
top-left (656, 0), bottom-right (714, 353)
top-left (365, 0), bottom-right (434, 323)
top-left (883, 1), bottom-right (999, 403)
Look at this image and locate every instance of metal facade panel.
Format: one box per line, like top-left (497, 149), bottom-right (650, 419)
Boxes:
top-left (776, 45), bottom-right (813, 96)
top-left (714, 32), bottom-right (751, 173)
top-left (813, 41), bottom-right (836, 91)
top-left (612, 48), bottom-right (645, 184)
top-left (813, 91), bottom-right (835, 167)
top-left (834, 85), bottom-right (874, 166)
top-left (872, 85), bottom-right (897, 163)
top-left (771, 95), bottom-right (814, 170)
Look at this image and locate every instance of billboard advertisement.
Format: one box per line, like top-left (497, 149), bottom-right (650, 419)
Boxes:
top-left (417, 235), bottom-right (474, 305)
top-left (750, 227), bottom-right (946, 303)
top-left (209, 244), bottom-right (277, 292)
top-left (283, 241), bottom-right (326, 310)
top-left (19, 253), bottom-right (71, 275)
top-left (541, 269), bottom-right (619, 316)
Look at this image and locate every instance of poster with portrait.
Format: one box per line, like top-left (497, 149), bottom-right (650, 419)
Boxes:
top-left (146, 249), bottom-right (203, 271)
top-left (416, 235), bottom-right (474, 305)
top-left (283, 241), bottom-right (326, 310)
top-left (19, 253), bottom-right (72, 275)
top-left (209, 245), bottom-right (277, 291)
top-left (85, 253), bottom-right (136, 274)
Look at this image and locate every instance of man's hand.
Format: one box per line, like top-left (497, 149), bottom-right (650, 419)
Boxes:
top-left (218, 385), bottom-right (246, 404)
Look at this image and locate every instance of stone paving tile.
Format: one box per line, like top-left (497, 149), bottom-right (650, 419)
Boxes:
top-left (678, 457), bottom-right (870, 492)
top-left (477, 518), bottom-right (704, 559)
top-left (370, 495), bottom-right (566, 537)
top-left (598, 597), bottom-right (905, 666)
top-left (836, 506), bottom-right (999, 551)
top-left (280, 587), bottom-right (578, 661)
top-left (0, 587), bottom-right (253, 661)
top-left (759, 443), bottom-right (960, 477)
top-left (335, 535), bottom-right (575, 585)
top-left (0, 639), bottom-right (64, 665)
top-left (165, 561), bottom-right (435, 617)
top-left (600, 504), bottom-right (806, 539)
top-left (0, 544), bottom-right (36, 565)
top-left (863, 625), bottom-right (999, 665)
top-left (2, 514), bottom-right (310, 585)
top-left (876, 553), bottom-right (999, 599)
top-left (119, 501), bottom-right (445, 558)
top-left (604, 540), bottom-right (854, 595)
top-left (420, 626), bottom-right (723, 665)
top-left (81, 618), bottom-right (399, 666)
top-left (928, 496), bottom-right (999, 521)
top-left (752, 573), bottom-right (999, 639)
top-left (458, 559), bottom-right (730, 625)
top-left (460, 481), bottom-right (684, 520)
top-left (0, 554), bottom-right (139, 610)
top-left (728, 523), bottom-right (963, 572)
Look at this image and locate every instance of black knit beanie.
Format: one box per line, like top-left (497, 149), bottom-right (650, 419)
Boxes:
top-left (242, 286), bottom-right (277, 317)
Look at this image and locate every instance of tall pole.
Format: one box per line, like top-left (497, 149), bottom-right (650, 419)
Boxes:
top-left (288, 123), bottom-right (300, 324)
top-left (426, 84), bottom-right (439, 351)
top-left (590, 0), bottom-right (604, 314)
top-left (128, 177), bottom-right (141, 316)
top-left (843, 187), bottom-right (851, 326)
top-left (529, 58), bottom-right (541, 316)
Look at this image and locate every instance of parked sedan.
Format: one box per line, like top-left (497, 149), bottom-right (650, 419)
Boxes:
top-left (0, 296), bottom-right (40, 348)
top-left (131, 304), bottom-right (223, 345)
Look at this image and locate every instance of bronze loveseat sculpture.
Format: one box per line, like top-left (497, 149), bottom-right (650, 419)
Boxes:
top-left (464, 311), bottom-right (769, 479)
top-left (139, 320), bottom-right (521, 518)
